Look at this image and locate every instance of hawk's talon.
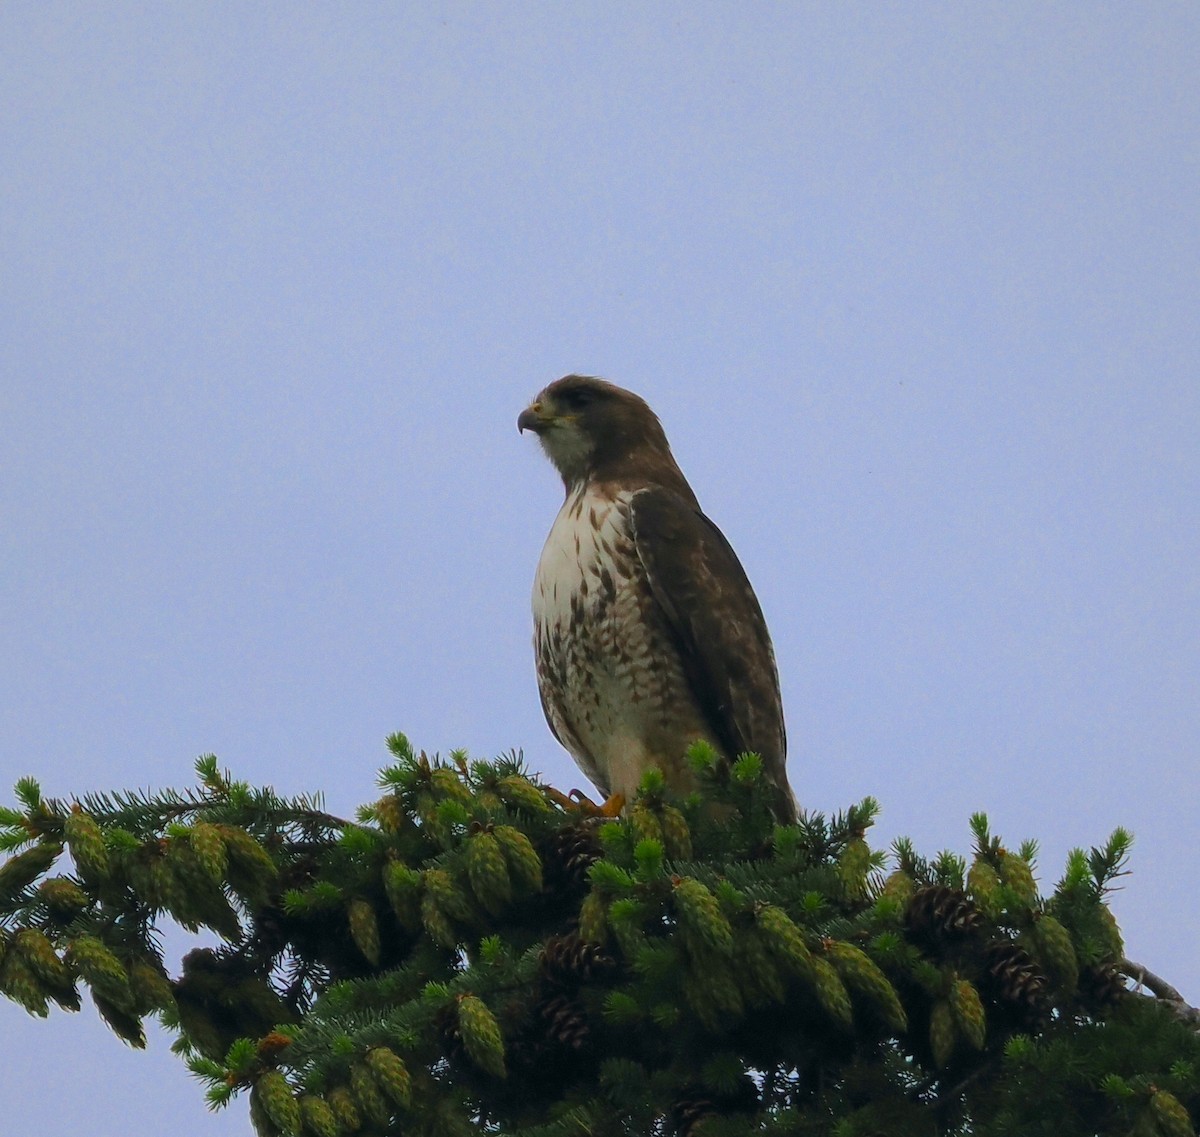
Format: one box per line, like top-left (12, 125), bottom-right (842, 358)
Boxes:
top-left (568, 789), bottom-right (625, 818)
top-left (542, 786), bottom-right (578, 812)
top-left (542, 787), bottom-right (627, 817)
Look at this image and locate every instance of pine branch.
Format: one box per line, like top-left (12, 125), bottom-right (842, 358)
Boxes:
top-left (1, 746), bottom-right (1197, 1137)
top-left (1120, 958), bottom-right (1200, 1029)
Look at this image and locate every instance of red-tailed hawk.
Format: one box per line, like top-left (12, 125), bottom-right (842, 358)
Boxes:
top-left (518, 375), bottom-right (796, 822)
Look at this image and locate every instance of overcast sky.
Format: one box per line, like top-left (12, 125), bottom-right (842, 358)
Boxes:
top-left (2, 5), bottom-right (1197, 1133)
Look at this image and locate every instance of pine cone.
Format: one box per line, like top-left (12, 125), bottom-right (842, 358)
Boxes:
top-left (949, 978), bottom-right (987, 1050)
top-left (365, 1046), bottom-right (413, 1109)
top-left (1079, 961), bottom-right (1128, 1008)
top-left (64, 808), bottom-right (108, 880)
top-left (1150, 1089), bottom-right (1195, 1137)
top-left (326, 1087), bottom-right (363, 1132)
top-left (671, 1076), bottom-right (759, 1137)
top-left (538, 933), bottom-right (616, 987)
top-left (298, 1095), bottom-right (339, 1137)
top-left (542, 821), bottom-right (603, 894)
top-left (536, 993), bottom-right (590, 1051)
top-left (253, 1070), bottom-right (302, 1136)
top-left (672, 1095), bottom-right (717, 1137)
top-left (465, 830), bottom-right (514, 913)
top-left (457, 993), bottom-right (507, 1078)
top-left (982, 940), bottom-right (1048, 1024)
top-left (905, 886), bottom-right (983, 942)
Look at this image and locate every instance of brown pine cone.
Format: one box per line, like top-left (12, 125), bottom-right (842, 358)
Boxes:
top-left (982, 940), bottom-right (1048, 1024)
top-left (541, 821), bottom-right (603, 894)
top-left (906, 885), bottom-right (983, 942)
top-left (536, 993), bottom-right (590, 1051)
top-left (539, 933), bottom-right (616, 987)
top-left (672, 1074), bottom-right (759, 1135)
top-left (672, 1095), bottom-right (717, 1137)
top-left (1079, 961), bottom-right (1128, 1008)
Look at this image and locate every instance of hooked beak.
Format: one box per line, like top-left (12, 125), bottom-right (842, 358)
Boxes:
top-left (517, 401), bottom-right (550, 434)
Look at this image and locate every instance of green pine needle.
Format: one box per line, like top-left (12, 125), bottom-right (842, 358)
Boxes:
top-left (0, 739), bottom-right (1189, 1137)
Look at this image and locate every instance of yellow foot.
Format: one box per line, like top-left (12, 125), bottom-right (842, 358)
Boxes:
top-left (569, 789), bottom-right (626, 818)
top-left (542, 787), bottom-right (627, 817)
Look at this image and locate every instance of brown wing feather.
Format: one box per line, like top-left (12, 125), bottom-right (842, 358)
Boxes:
top-left (629, 487), bottom-right (795, 821)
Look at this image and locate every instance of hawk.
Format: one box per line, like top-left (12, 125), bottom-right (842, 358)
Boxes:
top-left (518, 375), bottom-right (796, 822)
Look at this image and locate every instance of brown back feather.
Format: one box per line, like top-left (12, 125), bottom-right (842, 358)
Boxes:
top-left (629, 488), bottom-right (794, 821)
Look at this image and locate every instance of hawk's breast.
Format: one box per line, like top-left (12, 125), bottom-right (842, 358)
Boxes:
top-left (531, 484), bottom-right (716, 800)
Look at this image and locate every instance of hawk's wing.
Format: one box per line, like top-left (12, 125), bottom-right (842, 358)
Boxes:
top-left (629, 487), bottom-right (795, 820)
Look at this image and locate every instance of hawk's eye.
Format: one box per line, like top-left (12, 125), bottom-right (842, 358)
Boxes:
top-left (559, 387), bottom-right (596, 411)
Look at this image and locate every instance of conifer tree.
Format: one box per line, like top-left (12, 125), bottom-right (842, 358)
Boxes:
top-left (0, 735), bottom-right (1197, 1136)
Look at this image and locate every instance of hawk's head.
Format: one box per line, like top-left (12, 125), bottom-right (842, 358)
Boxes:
top-left (519, 375), bottom-right (687, 493)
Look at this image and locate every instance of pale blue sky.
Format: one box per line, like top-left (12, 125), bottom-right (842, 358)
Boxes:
top-left (2, 6), bottom-right (1197, 1133)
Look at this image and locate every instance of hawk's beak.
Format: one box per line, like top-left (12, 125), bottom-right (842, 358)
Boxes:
top-left (518, 401), bottom-right (550, 434)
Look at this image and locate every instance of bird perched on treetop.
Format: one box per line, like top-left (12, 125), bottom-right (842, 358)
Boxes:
top-left (518, 375), bottom-right (796, 822)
